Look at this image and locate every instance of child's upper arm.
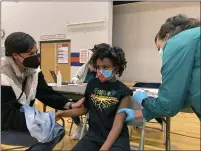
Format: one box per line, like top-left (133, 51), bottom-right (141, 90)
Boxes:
top-left (112, 95), bottom-right (131, 128)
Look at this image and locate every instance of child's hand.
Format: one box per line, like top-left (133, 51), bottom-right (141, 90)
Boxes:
top-left (55, 111), bottom-right (63, 121)
top-left (72, 97), bottom-right (85, 108)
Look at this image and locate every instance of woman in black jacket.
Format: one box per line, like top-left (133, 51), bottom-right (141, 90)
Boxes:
top-left (1, 32), bottom-right (82, 150)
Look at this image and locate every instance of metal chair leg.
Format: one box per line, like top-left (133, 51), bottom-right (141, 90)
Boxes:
top-left (139, 119), bottom-right (146, 151)
top-left (129, 126), bottom-right (133, 141)
top-left (163, 119), bottom-right (167, 145)
top-left (165, 117), bottom-right (171, 151)
top-left (43, 104), bottom-right (46, 112)
top-left (69, 120), bottom-right (74, 136)
top-left (79, 113), bottom-right (88, 140)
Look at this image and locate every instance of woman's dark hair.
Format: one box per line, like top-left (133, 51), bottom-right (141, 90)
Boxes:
top-left (5, 32), bottom-right (36, 56)
top-left (155, 14), bottom-right (200, 43)
top-left (90, 43), bottom-right (127, 77)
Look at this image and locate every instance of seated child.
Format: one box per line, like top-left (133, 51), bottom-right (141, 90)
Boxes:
top-left (56, 43), bottom-right (133, 151)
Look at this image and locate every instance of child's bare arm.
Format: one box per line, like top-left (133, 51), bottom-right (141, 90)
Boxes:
top-left (100, 95), bottom-right (131, 150)
top-left (56, 104), bottom-right (88, 120)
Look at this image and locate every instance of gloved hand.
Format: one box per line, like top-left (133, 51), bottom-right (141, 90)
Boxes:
top-left (118, 108), bottom-right (135, 122)
top-left (132, 90), bottom-right (148, 106)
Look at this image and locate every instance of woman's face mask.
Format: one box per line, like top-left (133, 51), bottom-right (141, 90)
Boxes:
top-left (156, 36), bottom-right (169, 58)
top-left (13, 44), bottom-right (40, 69)
top-left (20, 55), bottom-right (40, 69)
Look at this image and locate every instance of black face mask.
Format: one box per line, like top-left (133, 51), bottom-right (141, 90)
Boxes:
top-left (22, 55), bottom-right (40, 69)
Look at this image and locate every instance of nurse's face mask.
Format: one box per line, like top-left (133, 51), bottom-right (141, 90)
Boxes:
top-left (159, 48), bottom-right (164, 57)
top-left (156, 39), bottom-right (167, 57)
top-left (96, 58), bottom-right (116, 83)
top-left (156, 34), bottom-right (169, 58)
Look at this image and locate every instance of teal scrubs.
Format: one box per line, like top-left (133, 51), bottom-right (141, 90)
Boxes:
top-left (142, 27), bottom-right (200, 121)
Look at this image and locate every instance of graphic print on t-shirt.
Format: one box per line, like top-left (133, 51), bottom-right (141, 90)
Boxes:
top-left (90, 88), bottom-right (119, 111)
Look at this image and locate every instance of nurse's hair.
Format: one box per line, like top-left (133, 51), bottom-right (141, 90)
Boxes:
top-left (5, 32), bottom-right (36, 56)
top-left (155, 14), bottom-right (200, 42)
top-left (90, 43), bottom-right (127, 77)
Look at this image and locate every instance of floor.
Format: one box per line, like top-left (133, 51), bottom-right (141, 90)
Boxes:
top-left (2, 101), bottom-right (200, 150)
top-left (45, 101), bottom-right (201, 150)
top-left (54, 113), bottom-right (200, 150)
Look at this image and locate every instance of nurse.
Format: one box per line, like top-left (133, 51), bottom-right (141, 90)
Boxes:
top-left (118, 14), bottom-right (201, 122)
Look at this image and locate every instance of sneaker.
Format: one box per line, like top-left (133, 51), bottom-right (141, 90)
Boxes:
top-left (71, 126), bottom-right (83, 140)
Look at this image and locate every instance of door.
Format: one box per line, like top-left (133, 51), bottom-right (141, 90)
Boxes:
top-left (40, 40), bottom-right (71, 83)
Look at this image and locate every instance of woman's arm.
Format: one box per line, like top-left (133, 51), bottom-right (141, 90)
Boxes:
top-left (141, 35), bottom-right (200, 121)
top-left (36, 71), bottom-right (70, 110)
top-left (56, 104), bottom-right (88, 120)
top-left (100, 96), bottom-right (131, 150)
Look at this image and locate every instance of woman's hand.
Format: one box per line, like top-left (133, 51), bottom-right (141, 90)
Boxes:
top-left (132, 90), bottom-right (148, 105)
top-left (117, 108), bottom-right (135, 122)
top-left (118, 108), bottom-right (143, 121)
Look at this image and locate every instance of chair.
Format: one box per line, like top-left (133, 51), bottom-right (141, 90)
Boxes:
top-left (68, 115), bottom-right (84, 136)
top-left (79, 113), bottom-right (89, 140)
top-left (128, 98), bottom-right (146, 150)
top-left (79, 101), bottom-right (146, 150)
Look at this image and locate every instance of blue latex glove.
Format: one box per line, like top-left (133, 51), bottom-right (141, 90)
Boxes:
top-left (118, 108), bottom-right (135, 122)
top-left (132, 90), bottom-right (148, 106)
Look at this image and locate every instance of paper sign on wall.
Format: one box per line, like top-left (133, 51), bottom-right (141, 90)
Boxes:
top-left (80, 49), bottom-right (89, 63)
top-left (58, 44), bottom-right (68, 64)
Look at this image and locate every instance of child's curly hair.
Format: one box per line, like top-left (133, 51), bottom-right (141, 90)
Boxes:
top-left (90, 43), bottom-right (127, 77)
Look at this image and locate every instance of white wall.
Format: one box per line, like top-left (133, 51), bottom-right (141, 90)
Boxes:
top-left (1, 1), bottom-right (113, 79)
top-left (113, 2), bottom-right (200, 82)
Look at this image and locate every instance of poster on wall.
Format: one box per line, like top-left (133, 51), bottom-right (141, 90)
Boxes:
top-left (80, 49), bottom-right (89, 63)
top-left (58, 44), bottom-right (68, 64)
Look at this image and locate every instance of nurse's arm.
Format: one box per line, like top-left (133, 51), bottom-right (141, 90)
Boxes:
top-left (142, 42), bottom-right (196, 121)
top-left (100, 95), bottom-right (131, 151)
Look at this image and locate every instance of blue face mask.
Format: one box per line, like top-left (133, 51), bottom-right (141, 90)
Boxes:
top-left (97, 69), bottom-right (113, 82)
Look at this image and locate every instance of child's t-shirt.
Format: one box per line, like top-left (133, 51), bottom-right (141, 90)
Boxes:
top-left (83, 78), bottom-right (133, 148)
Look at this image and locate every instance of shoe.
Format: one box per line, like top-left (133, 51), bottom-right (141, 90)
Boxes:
top-left (71, 126), bottom-right (83, 140)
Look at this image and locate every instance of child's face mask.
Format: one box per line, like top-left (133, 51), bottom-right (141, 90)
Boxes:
top-left (97, 69), bottom-right (114, 83)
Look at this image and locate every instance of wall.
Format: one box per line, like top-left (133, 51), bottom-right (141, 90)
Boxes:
top-left (1, 1), bottom-right (113, 79)
top-left (113, 2), bottom-right (200, 82)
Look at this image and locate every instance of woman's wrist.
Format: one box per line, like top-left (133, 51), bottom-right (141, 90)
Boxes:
top-left (64, 102), bottom-right (72, 109)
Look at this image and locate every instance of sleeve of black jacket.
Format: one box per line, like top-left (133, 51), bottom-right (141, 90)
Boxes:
top-left (36, 71), bottom-right (69, 110)
top-left (1, 86), bottom-right (27, 132)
